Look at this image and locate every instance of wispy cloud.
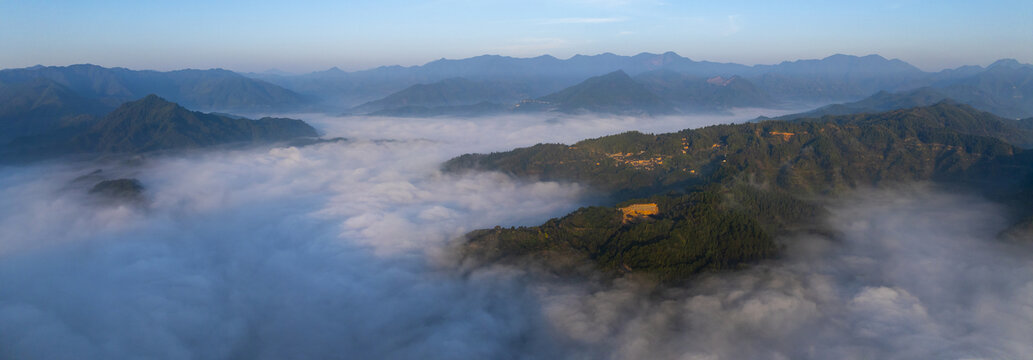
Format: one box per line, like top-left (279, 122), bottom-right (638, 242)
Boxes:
top-left (539, 17), bottom-right (626, 25)
top-left (723, 14), bottom-right (741, 36)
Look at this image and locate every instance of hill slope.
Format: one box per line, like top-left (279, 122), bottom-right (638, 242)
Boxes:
top-left (766, 61), bottom-right (1033, 121)
top-left (445, 102), bottom-right (1033, 281)
top-left (528, 70), bottom-right (676, 115)
top-left (635, 70), bottom-right (773, 112)
top-left (763, 87), bottom-right (951, 121)
top-left (2, 95), bottom-right (318, 162)
top-left (0, 78), bottom-right (110, 143)
top-left (350, 77), bottom-right (532, 114)
top-left (937, 61), bottom-right (1033, 119)
top-left (0, 64), bottom-right (309, 112)
top-left (73, 95), bottom-right (318, 153)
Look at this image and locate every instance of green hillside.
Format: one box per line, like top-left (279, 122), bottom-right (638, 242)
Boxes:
top-left (447, 102), bottom-right (1033, 281)
top-left (0, 78), bottom-right (111, 143)
top-left (2, 95), bottom-right (318, 162)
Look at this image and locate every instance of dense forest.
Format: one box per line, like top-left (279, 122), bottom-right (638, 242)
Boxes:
top-left (448, 102), bottom-right (1033, 281)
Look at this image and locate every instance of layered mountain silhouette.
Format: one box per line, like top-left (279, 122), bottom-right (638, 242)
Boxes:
top-left (0, 78), bottom-right (111, 143)
top-left (762, 87), bottom-right (953, 121)
top-left (3, 54), bottom-right (1031, 120)
top-left (935, 60), bottom-right (1033, 118)
top-left (368, 102), bottom-right (508, 117)
top-left (1, 95), bottom-right (317, 162)
top-left (766, 62), bottom-right (1033, 122)
top-left (255, 53), bottom-right (931, 109)
top-left (0, 64), bottom-right (308, 112)
top-left (527, 70), bottom-right (676, 115)
top-left (349, 77), bottom-right (531, 114)
top-left (635, 70), bottom-right (774, 111)
top-left (301, 54), bottom-right (1033, 118)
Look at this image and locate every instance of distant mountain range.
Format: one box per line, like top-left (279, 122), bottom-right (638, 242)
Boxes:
top-left (0, 64), bottom-right (309, 112)
top-left (0, 64), bottom-right (312, 145)
top-left (349, 77), bottom-right (534, 114)
top-left (312, 53), bottom-right (1033, 118)
top-left (760, 87), bottom-right (954, 121)
top-left (1, 95), bottom-right (317, 163)
top-left (261, 52), bottom-right (935, 111)
top-left (761, 60), bottom-right (1033, 122)
top-left (2, 54), bottom-right (1032, 123)
top-left (635, 70), bottom-right (774, 111)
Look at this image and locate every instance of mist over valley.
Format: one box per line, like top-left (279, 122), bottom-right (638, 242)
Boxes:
top-left (2, 1), bottom-right (1033, 357)
top-left (3, 102), bottom-right (1032, 358)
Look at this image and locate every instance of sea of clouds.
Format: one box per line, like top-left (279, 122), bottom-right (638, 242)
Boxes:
top-left (1, 110), bottom-right (1030, 359)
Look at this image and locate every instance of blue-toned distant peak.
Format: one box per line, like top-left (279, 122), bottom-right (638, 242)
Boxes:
top-left (0, 64), bottom-right (308, 112)
top-left (987, 58), bottom-right (1032, 70)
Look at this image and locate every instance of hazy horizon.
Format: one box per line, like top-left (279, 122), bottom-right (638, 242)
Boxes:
top-left (2, 0), bottom-right (1031, 73)
top-left (5, 51), bottom-right (1029, 76)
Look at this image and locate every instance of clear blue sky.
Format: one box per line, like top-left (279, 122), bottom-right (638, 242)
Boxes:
top-left (1, 0), bottom-right (1030, 73)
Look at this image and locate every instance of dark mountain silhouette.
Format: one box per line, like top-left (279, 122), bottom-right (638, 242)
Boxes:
top-left (763, 87), bottom-right (951, 121)
top-left (350, 77), bottom-right (533, 114)
top-left (766, 62), bottom-right (1033, 121)
top-left (746, 54), bottom-right (927, 103)
top-left (635, 69), bottom-right (773, 112)
top-left (0, 78), bottom-right (110, 143)
top-left (527, 70), bottom-right (676, 115)
top-left (367, 102), bottom-right (508, 117)
top-left (253, 53), bottom-right (931, 108)
top-left (1, 95), bottom-right (317, 162)
top-left (0, 64), bottom-right (309, 112)
top-left (936, 62), bottom-right (1033, 118)
top-left (74, 95), bottom-right (317, 152)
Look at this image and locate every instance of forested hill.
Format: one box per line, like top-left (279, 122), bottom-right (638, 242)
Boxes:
top-left (446, 102), bottom-right (1033, 282)
top-left (73, 94), bottom-right (318, 153)
top-left (447, 102), bottom-right (1032, 197)
top-left (1, 95), bottom-right (318, 162)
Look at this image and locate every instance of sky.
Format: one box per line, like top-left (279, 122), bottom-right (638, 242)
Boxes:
top-left (1, 0), bottom-right (1031, 73)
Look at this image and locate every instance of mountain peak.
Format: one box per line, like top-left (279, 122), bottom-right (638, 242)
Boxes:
top-left (988, 58), bottom-right (1028, 70)
top-left (127, 94), bottom-right (177, 108)
top-left (822, 54), bottom-right (858, 61)
top-left (861, 54), bottom-right (889, 60)
top-left (140, 93), bottom-right (166, 102)
top-left (821, 54), bottom-right (889, 63)
top-left (537, 70), bottom-right (674, 115)
top-left (80, 95), bottom-right (317, 153)
top-left (602, 69), bottom-right (630, 78)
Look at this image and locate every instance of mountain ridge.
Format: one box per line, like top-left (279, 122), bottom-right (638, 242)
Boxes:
top-left (1, 94), bottom-right (318, 162)
top-left (531, 70), bottom-right (677, 115)
top-left (0, 64), bottom-right (310, 112)
top-left (445, 102), bottom-right (1033, 281)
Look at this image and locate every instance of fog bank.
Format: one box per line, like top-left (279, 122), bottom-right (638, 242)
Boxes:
top-left (1, 111), bottom-right (1030, 359)
top-left (534, 186), bottom-right (1033, 359)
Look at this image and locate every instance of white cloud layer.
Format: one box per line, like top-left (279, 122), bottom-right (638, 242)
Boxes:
top-left (532, 186), bottom-right (1033, 359)
top-left (1, 112), bottom-right (1029, 359)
